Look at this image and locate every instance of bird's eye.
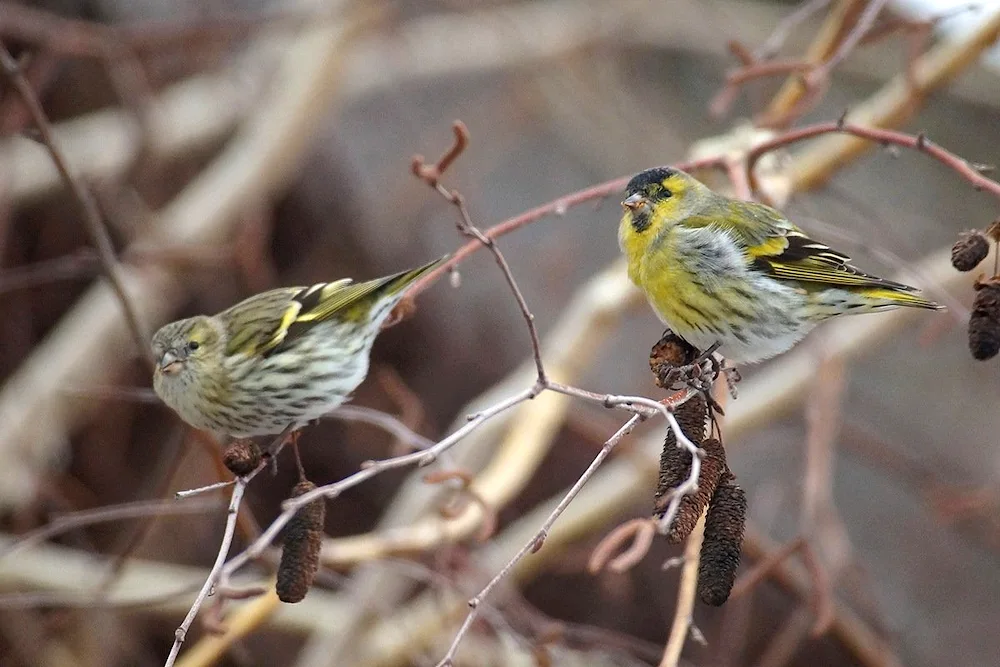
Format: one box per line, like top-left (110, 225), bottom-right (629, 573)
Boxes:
top-left (662, 188), bottom-right (673, 198)
top-left (187, 341), bottom-right (200, 352)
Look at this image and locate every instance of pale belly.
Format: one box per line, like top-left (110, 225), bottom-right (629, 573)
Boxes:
top-left (646, 276), bottom-right (815, 364)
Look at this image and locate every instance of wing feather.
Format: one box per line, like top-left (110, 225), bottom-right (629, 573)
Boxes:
top-left (698, 200), bottom-right (919, 292)
top-left (223, 258), bottom-right (444, 358)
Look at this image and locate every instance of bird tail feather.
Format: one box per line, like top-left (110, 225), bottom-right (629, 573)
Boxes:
top-left (863, 287), bottom-right (943, 310)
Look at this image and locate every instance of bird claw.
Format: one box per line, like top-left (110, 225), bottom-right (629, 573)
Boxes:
top-left (648, 333), bottom-right (740, 410)
top-left (655, 341), bottom-right (740, 400)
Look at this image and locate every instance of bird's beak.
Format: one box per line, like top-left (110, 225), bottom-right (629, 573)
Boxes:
top-left (159, 350), bottom-right (182, 375)
top-left (621, 193), bottom-right (645, 211)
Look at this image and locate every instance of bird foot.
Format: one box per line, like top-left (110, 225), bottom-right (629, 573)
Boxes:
top-left (649, 335), bottom-right (740, 401)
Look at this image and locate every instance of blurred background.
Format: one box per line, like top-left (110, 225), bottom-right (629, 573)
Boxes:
top-left (0, 0), bottom-right (999, 665)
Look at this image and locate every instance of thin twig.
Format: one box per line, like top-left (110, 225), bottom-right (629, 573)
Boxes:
top-left (218, 385), bottom-right (541, 580)
top-left (746, 120), bottom-right (1000, 203)
top-left (413, 122), bottom-right (548, 383)
top-left (175, 480), bottom-right (235, 500)
top-left (0, 43), bottom-right (153, 367)
top-left (434, 413), bottom-right (645, 666)
top-left (164, 425), bottom-right (293, 667)
top-left (163, 474), bottom-right (252, 667)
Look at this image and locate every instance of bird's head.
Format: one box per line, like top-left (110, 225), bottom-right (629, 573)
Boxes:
top-left (618, 167), bottom-right (708, 264)
top-left (151, 316), bottom-right (224, 385)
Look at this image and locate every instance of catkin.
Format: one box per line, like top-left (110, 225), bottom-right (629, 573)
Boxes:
top-left (276, 480), bottom-right (325, 603)
top-left (698, 481), bottom-right (747, 606)
top-left (657, 436), bottom-right (728, 544)
top-left (653, 394), bottom-right (707, 509)
top-left (969, 279), bottom-right (1000, 360)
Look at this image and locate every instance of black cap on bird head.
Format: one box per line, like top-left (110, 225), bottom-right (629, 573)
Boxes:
top-left (625, 167), bottom-right (676, 195)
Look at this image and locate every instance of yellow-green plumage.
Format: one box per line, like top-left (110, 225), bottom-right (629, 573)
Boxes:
top-left (151, 257), bottom-right (444, 438)
top-left (618, 167), bottom-right (941, 363)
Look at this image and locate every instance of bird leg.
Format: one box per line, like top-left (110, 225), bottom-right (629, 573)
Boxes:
top-left (649, 330), bottom-right (700, 389)
top-left (649, 334), bottom-right (741, 408)
top-left (652, 337), bottom-right (720, 391)
top-left (690, 343), bottom-right (741, 401)
top-left (261, 424), bottom-right (300, 475)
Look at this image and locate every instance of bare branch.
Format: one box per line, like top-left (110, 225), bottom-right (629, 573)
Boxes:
top-left (0, 43), bottom-right (154, 367)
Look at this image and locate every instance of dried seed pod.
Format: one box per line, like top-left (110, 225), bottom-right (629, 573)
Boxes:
top-left (969, 278), bottom-right (1000, 360)
top-left (222, 440), bottom-right (262, 477)
top-left (698, 481), bottom-right (747, 606)
top-left (276, 480), bottom-right (325, 603)
top-left (649, 331), bottom-right (699, 388)
top-left (951, 230), bottom-right (990, 272)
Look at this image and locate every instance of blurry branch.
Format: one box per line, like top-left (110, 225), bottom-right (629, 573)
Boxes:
top-left (760, 0), bottom-right (869, 126)
top-left (742, 527), bottom-right (903, 667)
top-left (717, 0), bottom-right (993, 126)
top-left (660, 513), bottom-right (706, 667)
top-left (798, 355), bottom-right (845, 636)
top-left (0, 2), bottom-right (286, 56)
top-left (0, 3), bottom-right (157, 148)
top-left (0, 249), bottom-right (101, 294)
top-left (807, 0), bottom-right (890, 86)
top-left (840, 421), bottom-right (1000, 554)
top-left (0, 497), bottom-right (221, 560)
top-left (747, 121), bottom-right (1000, 203)
top-left (0, 43), bottom-right (154, 368)
top-left (0, 535), bottom-right (347, 631)
top-left (327, 405), bottom-right (436, 453)
top-left (0, 1), bottom-right (364, 507)
top-left (0, 73), bottom-right (250, 205)
top-left (791, 6), bottom-right (1000, 191)
top-left (753, 0), bottom-right (832, 60)
top-left (173, 586), bottom-right (280, 667)
top-left (0, 48), bottom-right (59, 135)
top-left (3, 0), bottom-right (996, 208)
top-left (730, 536), bottom-right (834, 638)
